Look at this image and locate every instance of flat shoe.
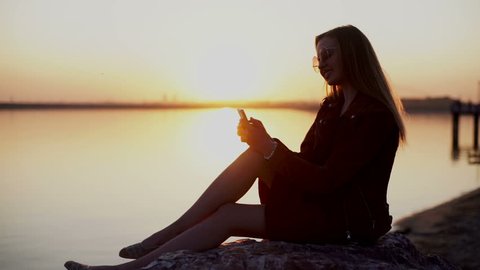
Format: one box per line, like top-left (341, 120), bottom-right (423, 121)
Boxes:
top-left (65, 261), bottom-right (90, 270)
top-left (119, 242), bottom-right (155, 259)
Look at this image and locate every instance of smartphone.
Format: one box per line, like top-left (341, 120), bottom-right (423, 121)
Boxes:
top-left (237, 108), bottom-right (248, 120)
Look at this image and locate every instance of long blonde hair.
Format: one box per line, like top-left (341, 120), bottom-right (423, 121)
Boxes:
top-left (315, 25), bottom-right (406, 142)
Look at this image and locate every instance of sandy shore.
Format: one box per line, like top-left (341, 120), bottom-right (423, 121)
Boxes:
top-left (394, 187), bottom-right (480, 270)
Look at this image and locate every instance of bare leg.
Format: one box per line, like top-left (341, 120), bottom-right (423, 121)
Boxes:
top-left (158, 203), bottom-right (266, 252)
top-left (139, 148), bottom-right (265, 248)
top-left (66, 149), bottom-right (268, 270)
top-left (85, 204), bottom-right (266, 270)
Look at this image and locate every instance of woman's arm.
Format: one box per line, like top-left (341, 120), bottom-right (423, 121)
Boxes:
top-left (264, 112), bottom-right (398, 194)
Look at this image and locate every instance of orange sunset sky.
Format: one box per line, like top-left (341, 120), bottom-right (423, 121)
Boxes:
top-left (1, 0), bottom-right (479, 103)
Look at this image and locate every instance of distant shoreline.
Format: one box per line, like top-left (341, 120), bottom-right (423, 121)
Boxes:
top-left (0, 97), bottom-right (457, 113)
top-left (0, 101), bottom-right (321, 112)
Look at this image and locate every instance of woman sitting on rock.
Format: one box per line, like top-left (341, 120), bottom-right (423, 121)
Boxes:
top-left (65, 24), bottom-right (406, 270)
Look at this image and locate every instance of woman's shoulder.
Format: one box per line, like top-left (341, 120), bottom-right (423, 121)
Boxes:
top-left (349, 93), bottom-right (398, 131)
top-left (352, 92), bottom-right (391, 115)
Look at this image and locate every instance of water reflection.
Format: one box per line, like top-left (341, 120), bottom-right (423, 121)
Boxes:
top-left (451, 147), bottom-right (480, 165)
top-left (450, 112), bottom-right (480, 167)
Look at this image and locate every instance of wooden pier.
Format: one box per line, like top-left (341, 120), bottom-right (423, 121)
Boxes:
top-left (451, 100), bottom-right (480, 161)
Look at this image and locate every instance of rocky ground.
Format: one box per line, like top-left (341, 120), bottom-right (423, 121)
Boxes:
top-left (394, 187), bottom-right (480, 270)
top-left (143, 233), bottom-right (456, 270)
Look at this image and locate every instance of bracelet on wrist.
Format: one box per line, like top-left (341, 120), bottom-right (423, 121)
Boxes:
top-left (264, 141), bottom-right (278, 160)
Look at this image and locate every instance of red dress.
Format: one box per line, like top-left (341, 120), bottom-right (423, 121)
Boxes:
top-left (259, 92), bottom-right (399, 244)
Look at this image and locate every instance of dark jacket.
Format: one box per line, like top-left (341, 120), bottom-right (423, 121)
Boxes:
top-left (258, 92), bottom-right (399, 244)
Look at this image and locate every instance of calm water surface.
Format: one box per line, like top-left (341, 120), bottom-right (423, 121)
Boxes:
top-left (0, 109), bottom-right (478, 270)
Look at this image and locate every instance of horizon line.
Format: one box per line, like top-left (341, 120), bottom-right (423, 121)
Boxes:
top-left (0, 96), bottom-right (459, 113)
top-left (0, 95), bottom-right (457, 105)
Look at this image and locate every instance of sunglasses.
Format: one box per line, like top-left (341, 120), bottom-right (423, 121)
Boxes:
top-left (312, 47), bottom-right (336, 73)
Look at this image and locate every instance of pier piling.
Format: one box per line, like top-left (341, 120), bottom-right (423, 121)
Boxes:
top-left (451, 100), bottom-right (480, 151)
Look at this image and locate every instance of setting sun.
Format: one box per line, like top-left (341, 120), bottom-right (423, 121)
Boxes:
top-left (188, 42), bottom-right (263, 102)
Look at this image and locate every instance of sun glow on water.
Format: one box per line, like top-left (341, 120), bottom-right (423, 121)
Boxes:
top-left (176, 108), bottom-right (248, 161)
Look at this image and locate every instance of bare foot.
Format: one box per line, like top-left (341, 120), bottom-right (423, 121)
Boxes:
top-left (64, 261), bottom-right (118, 270)
top-left (119, 242), bottom-right (156, 259)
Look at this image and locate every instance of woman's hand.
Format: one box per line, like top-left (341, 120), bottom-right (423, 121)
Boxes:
top-left (237, 117), bottom-right (276, 157)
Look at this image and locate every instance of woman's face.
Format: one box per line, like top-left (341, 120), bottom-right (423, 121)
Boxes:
top-left (316, 36), bottom-right (344, 86)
